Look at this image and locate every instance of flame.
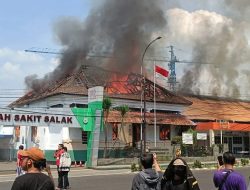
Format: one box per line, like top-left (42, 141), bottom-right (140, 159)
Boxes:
top-left (107, 74), bottom-right (129, 94)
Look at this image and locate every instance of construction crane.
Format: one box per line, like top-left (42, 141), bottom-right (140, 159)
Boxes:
top-left (24, 47), bottom-right (113, 59)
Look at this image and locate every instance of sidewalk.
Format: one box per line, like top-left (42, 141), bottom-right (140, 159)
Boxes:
top-left (0, 161), bottom-right (129, 174)
top-left (0, 160), bottom-right (218, 174)
top-left (0, 161), bottom-right (57, 174)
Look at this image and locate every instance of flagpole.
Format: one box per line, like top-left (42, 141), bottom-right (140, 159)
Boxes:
top-left (154, 61), bottom-right (157, 147)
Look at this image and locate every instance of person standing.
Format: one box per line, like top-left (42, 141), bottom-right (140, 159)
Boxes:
top-left (131, 153), bottom-right (162, 190)
top-left (54, 144), bottom-right (64, 190)
top-left (16, 145), bottom-right (25, 176)
top-left (213, 151), bottom-right (247, 190)
top-left (161, 157), bottom-right (200, 190)
top-left (11, 147), bottom-right (54, 190)
top-left (59, 146), bottom-right (71, 189)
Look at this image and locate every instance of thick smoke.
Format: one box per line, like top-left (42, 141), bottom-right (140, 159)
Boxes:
top-left (25, 0), bottom-right (166, 91)
top-left (224, 0), bottom-right (250, 20)
top-left (166, 8), bottom-right (250, 98)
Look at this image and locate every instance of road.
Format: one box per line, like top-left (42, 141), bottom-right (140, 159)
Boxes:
top-left (0, 167), bottom-right (249, 189)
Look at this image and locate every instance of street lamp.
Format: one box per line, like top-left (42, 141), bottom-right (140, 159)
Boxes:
top-left (140, 36), bottom-right (162, 154)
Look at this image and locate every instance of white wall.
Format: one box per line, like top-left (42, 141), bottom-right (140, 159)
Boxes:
top-left (45, 126), bottom-right (63, 150)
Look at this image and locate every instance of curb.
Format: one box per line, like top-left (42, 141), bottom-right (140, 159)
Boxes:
top-left (89, 165), bottom-right (131, 170)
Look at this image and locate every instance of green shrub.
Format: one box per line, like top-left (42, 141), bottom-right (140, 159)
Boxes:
top-left (241, 158), bottom-right (249, 166)
top-left (138, 163), bottom-right (142, 171)
top-left (171, 136), bottom-right (182, 145)
top-left (193, 160), bottom-right (202, 168)
top-left (131, 163), bottom-right (137, 172)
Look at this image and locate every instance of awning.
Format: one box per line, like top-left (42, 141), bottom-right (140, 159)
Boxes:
top-left (196, 122), bottom-right (250, 131)
top-left (106, 111), bottom-right (195, 126)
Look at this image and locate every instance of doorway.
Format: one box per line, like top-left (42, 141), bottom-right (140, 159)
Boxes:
top-left (132, 124), bottom-right (141, 148)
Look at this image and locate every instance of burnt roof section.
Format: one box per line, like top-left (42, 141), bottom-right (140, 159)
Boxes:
top-left (10, 66), bottom-right (191, 107)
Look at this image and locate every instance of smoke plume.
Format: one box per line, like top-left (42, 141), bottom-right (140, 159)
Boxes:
top-left (166, 8), bottom-right (250, 98)
top-left (25, 0), bottom-right (166, 91)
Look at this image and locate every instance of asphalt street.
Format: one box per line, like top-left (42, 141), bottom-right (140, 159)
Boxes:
top-left (0, 167), bottom-right (249, 190)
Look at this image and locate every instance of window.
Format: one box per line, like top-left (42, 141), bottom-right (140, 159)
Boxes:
top-left (14, 126), bottom-right (20, 142)
top-left (31, 126), bottom-right (37, 142)
top-left (233, 137), bottom-right (242, 144)
top-left (70, 103), bottom-right (87, 108)
top-left (81, 131), bottom-right (88, 144)
top-left (223, 137), bottom-right (228, 144)
top-left (112, 123), bottom-right (118, 140)
top-left (50, 104), bottom-right (63, 108)
top-left (233, 147), bottom-right (242, 154)
top-left (215, 136), bottom-right (221, 144)
top-left (244, 137), bottom-right (249, 146)
top-left (159, 125), bottom-right (170, 140)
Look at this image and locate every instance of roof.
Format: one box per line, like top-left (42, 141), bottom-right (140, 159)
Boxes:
top-left (106, 111), bottom-right (195, 126)
top-left (183, 95), bottom-right (250, 122)
top-left (10, 67), bottom-right (191, 107)
top-left (196, 122), bottom-right (250, 131)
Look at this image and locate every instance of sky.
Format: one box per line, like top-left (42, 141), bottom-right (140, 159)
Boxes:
top-left (0, 1), bottom-right (91, 106)
top-left (1, 0), bottom-right (250, 106)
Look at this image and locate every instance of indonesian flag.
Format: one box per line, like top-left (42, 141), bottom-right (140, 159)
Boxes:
top-left (155, 65), bottom-right (169, 77)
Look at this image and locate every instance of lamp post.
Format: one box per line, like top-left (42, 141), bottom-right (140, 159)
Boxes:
top-left (140, 36), bottom-right (162, 154)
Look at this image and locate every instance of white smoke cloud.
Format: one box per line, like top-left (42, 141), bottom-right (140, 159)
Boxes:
top-left (164, 8), bottom-right (250, 98)
top-left (165, 8), bottom-right (233, 50)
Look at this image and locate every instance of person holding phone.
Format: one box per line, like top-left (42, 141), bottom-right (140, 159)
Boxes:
top-left (11, 147), bottom-right (54, 190)
top-left (131, 153), bottom-right (162, 190)
top-left (217, 156), bottom-right (224, 167)
top-left (213, 152), bottom-right (247, 190)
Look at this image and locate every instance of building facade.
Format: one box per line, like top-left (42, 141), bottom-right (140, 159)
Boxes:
top-left (0, 71), bottom-right (194, 164)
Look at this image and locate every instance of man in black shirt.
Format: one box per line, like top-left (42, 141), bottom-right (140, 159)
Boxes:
top-left (11, 147), bottom-right (54, 190)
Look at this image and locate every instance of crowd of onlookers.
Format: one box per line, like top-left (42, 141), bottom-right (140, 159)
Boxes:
top-left (11, 145), bottom-right (248, 190)
top-left (131, 150), bottom-right (248, 190)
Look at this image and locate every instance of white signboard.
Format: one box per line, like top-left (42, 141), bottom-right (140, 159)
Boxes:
top-left (0, 126), bottom-right (13, 135)
top-left (197, 133), bottom-right (207, 140)
top-left (182, 133), bottom-right (193, 144)
top-left (0, 108), bottom-right (81, 128)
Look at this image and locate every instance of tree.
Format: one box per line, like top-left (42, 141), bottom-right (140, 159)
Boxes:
top-left (103, 97), bottom-right (112, 158)
top-left (107, 105), bottom-right (129, 157)
top-left (117, 105), bottom-right (129, 144)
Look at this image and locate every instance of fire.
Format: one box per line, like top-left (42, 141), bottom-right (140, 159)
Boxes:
top-left (106, 74), bottom-right (129, 94)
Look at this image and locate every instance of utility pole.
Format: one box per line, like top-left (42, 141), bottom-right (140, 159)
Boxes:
top-left (141, 37), bottom-right (162, 154)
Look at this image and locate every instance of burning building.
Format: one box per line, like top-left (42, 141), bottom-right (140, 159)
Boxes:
top-left (5, 67), bottom-right (194, 163)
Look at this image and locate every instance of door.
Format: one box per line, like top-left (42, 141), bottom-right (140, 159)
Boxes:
top-left (132, 124), bottom-right (141, 148)
top-left (228, 137), bottom-right (233, 153)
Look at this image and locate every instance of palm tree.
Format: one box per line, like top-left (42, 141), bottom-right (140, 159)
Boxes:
top-left (103, 97), bottom-right (112, 158)
top-left (117, 105), bottom-right (129, 144)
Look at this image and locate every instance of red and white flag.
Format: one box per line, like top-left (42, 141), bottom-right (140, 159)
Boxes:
top-left (155, 65), bottom-right (169, 77)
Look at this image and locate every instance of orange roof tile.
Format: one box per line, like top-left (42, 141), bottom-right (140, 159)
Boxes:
top-left (197, 122), bottom-right (250, 131)
top-left (106, 111), bottom-right (195, 126)
top-left (183, 95), bottom-right (250, 122)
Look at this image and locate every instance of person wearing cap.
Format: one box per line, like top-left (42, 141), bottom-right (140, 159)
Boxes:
top-left (11, 147), bottom-right (54, 190)
top-left (131, 153), bottom-right (162, 190)
top-left (161, 157), bottom-right (200, 190)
